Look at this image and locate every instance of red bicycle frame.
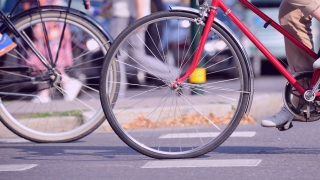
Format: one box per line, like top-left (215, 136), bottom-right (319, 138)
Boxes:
top-left (175, 0), bottom-right (320, 97)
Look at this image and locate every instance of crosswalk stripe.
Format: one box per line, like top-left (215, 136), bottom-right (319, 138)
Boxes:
top-left (0, 164), bottom-right (38, 172)
top-left (159, 131), bottom-right (256, 139)
top-left (142, 159), bottom-right (262, 168)
top-left (0, 138), bottom-right (29, 143)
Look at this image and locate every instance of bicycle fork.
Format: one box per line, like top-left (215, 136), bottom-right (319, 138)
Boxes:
top-left (172, 5), bottom-right (217, 88)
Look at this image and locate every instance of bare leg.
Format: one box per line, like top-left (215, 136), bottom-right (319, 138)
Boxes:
top-left (312, 7), bottom-right (320, 69)
top-left (311, 6), bottom-right (320, 21)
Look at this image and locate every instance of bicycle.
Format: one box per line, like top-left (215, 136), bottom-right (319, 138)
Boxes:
top-left (100, 0), bottom-right (320, 159)
top-left (0, 0), bottom-right (119, 143)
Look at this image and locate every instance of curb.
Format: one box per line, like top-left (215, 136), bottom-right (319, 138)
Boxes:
top-left (0, 93), bottom-right (283, 138)
top-left (95, 93), bottom-right (283, 132)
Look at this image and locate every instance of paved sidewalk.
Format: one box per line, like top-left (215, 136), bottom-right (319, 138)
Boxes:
top-left (94, 92), bottom-right (283, 131)
top-left (0, 76), bottom-right (287, 138)
top-left (0, 92), bottom-right (283, 138)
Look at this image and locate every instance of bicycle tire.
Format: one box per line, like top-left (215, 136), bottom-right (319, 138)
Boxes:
top-left (100, 11), bottom-right (250, 159)
top-left (0, 8), bottom-right (119, 143)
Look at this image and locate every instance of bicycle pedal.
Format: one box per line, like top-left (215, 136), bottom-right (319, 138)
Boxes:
top-left (276, 122), bottom-right (293, 131)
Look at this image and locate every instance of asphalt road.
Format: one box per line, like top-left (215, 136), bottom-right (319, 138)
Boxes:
top-left (1, 120), bottom-right (320, 180)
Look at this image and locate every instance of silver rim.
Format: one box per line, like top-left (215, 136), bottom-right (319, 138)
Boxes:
top-left (0, 12), bottom-right (116, 142)
top-left (104, 14), bottom-right (248, 156)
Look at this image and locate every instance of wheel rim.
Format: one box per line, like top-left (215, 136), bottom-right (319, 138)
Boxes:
top-left (0, 12), bottom-right (115, 142)
top-left (102, 13), bottom-right (249, 157)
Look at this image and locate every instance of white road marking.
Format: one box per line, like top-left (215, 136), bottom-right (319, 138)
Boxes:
top-left (142, 159), bottom-right (262, 168)
top-left (159, 131), bottom-right (256, 139)
top-left (0, 138), bottom-right (29, 143)
top-left (0, 164), bottom-right (38, 172)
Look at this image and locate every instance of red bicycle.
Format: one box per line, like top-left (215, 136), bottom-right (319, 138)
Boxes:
top-left (100, 0), bottom-right (319, 159)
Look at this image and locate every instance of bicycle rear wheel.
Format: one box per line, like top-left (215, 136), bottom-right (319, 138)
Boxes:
top-left (0, 8), bottom-right (119, 142)
top-left (100, 11), bottom-right (250, 159)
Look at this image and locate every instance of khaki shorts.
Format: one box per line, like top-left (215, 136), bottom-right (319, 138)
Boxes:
top-left (285, 0), bottom-right (320, 16)
top-left (279, 0), bottom-right (320, 73)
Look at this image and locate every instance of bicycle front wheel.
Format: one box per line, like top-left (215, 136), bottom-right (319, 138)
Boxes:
top-left (100, 11), bottom-right (250, 159)
top-left (0, 8), bottom-right (119, 142)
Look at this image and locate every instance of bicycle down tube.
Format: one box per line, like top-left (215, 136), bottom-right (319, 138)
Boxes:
top-left (175, 0), bottom-right (320, 96)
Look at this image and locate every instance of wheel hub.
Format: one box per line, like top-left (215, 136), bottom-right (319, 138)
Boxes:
top-left (46, 69), bottom-right (62, 86)
top-left (172, 83), bottom-right (183, 96)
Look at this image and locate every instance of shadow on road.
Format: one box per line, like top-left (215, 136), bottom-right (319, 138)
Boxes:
top-left (206, 146), bottom-right (320, 155)
top-left (2, 142), bottom-right (320, 161)
top-left (0, 143), bottom-right (153, 161)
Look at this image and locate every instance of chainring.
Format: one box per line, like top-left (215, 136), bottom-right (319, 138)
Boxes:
top-left (284, 71), bottom-right (320, 122)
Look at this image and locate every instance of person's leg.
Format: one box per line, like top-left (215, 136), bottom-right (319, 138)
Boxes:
top-left (110, 17), bottom-right (130, 99)
top-left (262, 0), bottom-right (317, 127)
top-left (127, 31), bottom-right (180, 82)
top-left (283, 0), bottom-right (320, 69)
top-left (311, 6), bottom-right (320, 21)
top-left (311, 6), bottom-right (320, 68)
top-left (279, 0), bottom-right (315, 73)
top-left (110, 17), bottom-right (129, 38)
top-left (286, 0), bottom-right (320, 20)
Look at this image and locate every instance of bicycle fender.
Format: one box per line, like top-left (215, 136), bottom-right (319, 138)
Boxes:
top-left (0, 6), bottom-right (114, 45)
top-left (169, 6), bottom-right (254, 115)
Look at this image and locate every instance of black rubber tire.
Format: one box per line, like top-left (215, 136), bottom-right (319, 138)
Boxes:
top-left (100, 11), bottom-right (250, 159)
top-left (0, 9), bottom-right (119, 143)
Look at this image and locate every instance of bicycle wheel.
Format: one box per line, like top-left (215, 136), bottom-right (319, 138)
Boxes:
top-left (0, 8), bottom-right (119, 142)
top-left (100, 11), bottom-right (250, 159)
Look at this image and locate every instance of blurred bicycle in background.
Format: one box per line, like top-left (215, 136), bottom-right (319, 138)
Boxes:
top-left (0, 0), bottom-right (119, 143)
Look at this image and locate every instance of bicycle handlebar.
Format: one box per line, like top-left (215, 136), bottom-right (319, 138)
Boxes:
top-left (83, 0), bottom-right (91, 9)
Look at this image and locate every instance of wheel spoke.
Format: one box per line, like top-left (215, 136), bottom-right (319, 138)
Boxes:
top-left (0, 10), bottom-right (113, 143)
top-left (100, 12), bottom-right (250, 158)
